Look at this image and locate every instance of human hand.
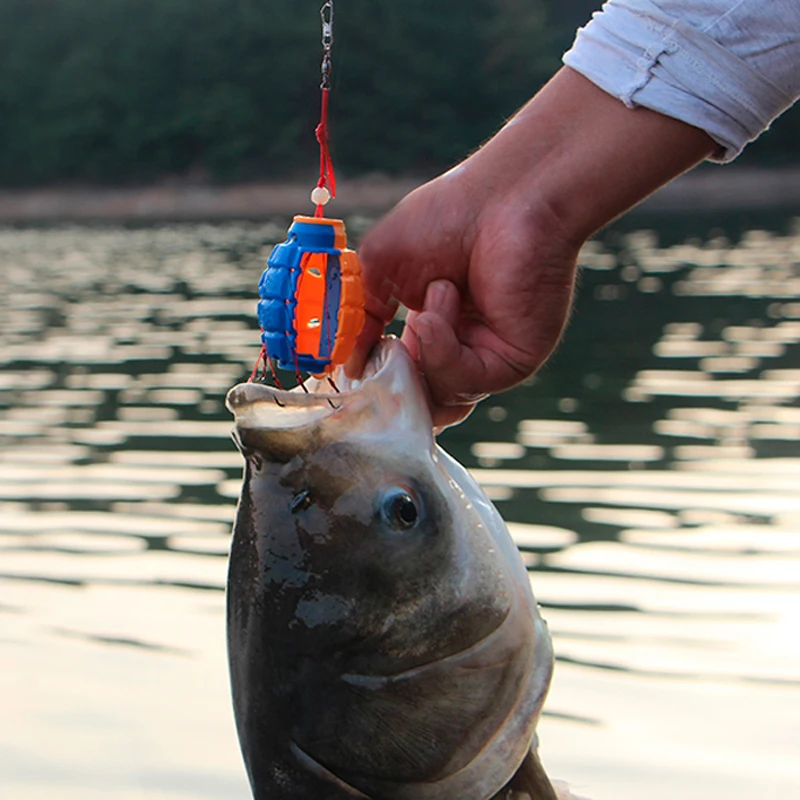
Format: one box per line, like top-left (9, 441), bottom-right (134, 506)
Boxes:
top-left (351, 168), bottom-right (579, 430)
top-left (348, 68), bottom-right (715, 429)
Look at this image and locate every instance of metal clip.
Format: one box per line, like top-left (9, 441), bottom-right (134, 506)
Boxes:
top-left (320, 55), bottom-right (332, 90)
top-left (320, 1), bottom-right (334, 50)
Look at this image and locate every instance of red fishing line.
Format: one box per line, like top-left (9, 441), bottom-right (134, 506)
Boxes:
top-left (314, 88), bottom-right (336, 218)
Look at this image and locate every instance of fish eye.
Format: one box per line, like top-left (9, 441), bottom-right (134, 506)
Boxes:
top-left (380, 487), bottom-right (420, 531)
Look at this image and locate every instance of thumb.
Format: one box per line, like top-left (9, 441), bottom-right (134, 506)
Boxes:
top-left (402, 280), bottom-right (489, 411)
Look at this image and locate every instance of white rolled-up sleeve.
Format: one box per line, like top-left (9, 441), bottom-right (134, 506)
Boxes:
top-left (563, 0), bottom-right (800, 161)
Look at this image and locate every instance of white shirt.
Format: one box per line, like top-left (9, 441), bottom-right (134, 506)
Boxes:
top-left (563, 0), bottom-right (800, 161)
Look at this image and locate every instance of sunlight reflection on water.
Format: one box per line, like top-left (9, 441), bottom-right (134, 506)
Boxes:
top-left (1, 217), bottom-right (799, 800)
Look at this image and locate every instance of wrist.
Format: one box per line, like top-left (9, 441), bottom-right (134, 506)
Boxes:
top-left (461, 67), bottom-right (716, 246)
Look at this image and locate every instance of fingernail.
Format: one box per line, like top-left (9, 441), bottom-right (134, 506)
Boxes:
top-left (427, 280), bottom-right (449, 311)
top-left (416, 317), bottom-right (435, 345)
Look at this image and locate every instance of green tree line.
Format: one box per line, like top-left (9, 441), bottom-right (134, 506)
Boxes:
top-left (0, 0), bottom-right (796, 187)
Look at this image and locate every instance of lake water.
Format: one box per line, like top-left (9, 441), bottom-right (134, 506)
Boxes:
top-left (1, 212), bottom-right (799, 800)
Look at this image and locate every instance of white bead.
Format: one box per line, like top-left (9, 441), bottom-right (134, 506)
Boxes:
top-left (311, 186), bottom-right (331, 205)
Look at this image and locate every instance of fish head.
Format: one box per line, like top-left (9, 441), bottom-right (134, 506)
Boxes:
top-left (226, 338), bottom-right (554, 800)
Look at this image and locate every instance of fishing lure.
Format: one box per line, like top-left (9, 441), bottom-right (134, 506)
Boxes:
top-left (257, 214), bottom-right (364, 376)
top-left (252, 0), bottom-right (365, 383)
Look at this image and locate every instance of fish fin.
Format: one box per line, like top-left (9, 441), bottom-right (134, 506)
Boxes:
top-left (289, 741), bottom-right (371, 798)
top-left (492, 748), bottom-right (559, 800)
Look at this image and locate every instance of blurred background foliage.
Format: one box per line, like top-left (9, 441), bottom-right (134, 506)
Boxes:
top-left (0, 0), bottom-right (796, 187)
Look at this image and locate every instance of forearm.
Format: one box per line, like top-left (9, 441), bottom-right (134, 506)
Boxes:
top-left (564, 0), bottom-right (800, 162)
top-left (460, 66), bottom-right (717, 246)
top-left (356, 60), bottom-right (726, 423)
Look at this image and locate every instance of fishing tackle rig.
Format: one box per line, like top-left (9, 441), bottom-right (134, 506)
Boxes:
top-left (250, 0), bottom-right (365, 397)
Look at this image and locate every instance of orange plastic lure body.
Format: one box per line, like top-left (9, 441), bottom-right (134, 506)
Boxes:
top-left (258, 215), bottom-right (365, 375)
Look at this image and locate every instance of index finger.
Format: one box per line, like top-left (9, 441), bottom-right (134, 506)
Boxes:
top-left (345, 306), bottom-right (393, 379)
top-left (345, 268), bottom-right (399, 379)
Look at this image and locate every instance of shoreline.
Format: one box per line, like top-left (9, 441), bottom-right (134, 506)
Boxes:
top-left (0, 167), bottom-right (798, 224)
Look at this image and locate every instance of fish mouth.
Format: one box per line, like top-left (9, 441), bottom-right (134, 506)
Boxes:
top-left (226, 337), bottom-right (402, 430)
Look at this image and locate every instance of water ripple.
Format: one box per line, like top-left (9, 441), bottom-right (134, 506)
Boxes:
top-left (1, 218), bottom-right (799, 800)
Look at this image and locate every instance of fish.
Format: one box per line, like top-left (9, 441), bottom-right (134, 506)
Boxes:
top-left (225, 337), bottom-right (557, 800)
